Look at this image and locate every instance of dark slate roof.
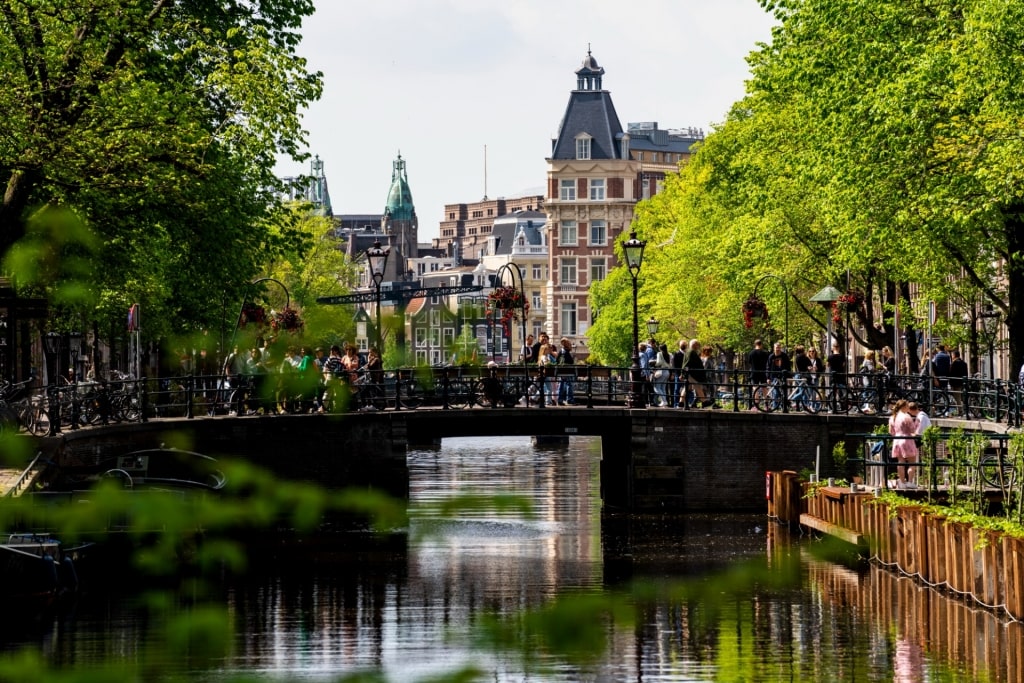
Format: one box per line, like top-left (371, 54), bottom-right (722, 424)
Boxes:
top-left (551, 90), bottom-right (624, 160)
top-left (493, 210), bottom-right (546, 248)
top-left (491, 223), bottom-right (517, 256)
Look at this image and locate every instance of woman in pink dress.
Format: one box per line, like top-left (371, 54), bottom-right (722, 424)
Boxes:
top-left (888, 399), bottom-right (919, 488)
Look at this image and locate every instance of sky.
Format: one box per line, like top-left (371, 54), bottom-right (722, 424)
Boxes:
top-left (276, 1), bottom-right (779, 242)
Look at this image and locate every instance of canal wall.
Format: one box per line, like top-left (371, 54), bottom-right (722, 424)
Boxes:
top-left (55, 414), bottom-right (409, 500)
top-left (771, 472), bottom-right (1024, 622)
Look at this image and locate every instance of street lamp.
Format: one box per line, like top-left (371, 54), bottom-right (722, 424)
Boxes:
top-left (44, 331), bottom-right (61, 385)
top-left (646, 316), bottom-right (660, 340)
top-left (68, 330), bottom-right (83, 381)
top-left (810, 285), bottom-right (842, 357)
top-left (622, 231), bottom-right (647, 408)
top-left (366, 240), bottom-right (391, 351)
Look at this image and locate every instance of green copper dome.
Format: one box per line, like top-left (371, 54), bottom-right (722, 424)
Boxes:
top-left (385, 153), bottom-right (415, 221)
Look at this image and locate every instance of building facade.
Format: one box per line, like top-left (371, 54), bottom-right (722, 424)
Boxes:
top-left (432, 194), bottom-right (545, 264)
top-left (544, 51), bottom-right (703, 356)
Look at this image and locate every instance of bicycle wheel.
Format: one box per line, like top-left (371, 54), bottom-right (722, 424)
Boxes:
top-left (29, 407), bottom-right (50, 435)
top-left (827, 385), bottom-right (851, 414)
top-left (474, 379), bottom-right (493, 408)
top-left (365, 383), bottom-right (388, 411)
top-left (979, 453), bottom-right (1016, 489)
top-left (753, 385), bottom-right (776, 413)
top-left (398, 380), bottom-right (423, 409)
top-left (977, 391), bottom-right (998, 421)
top-left (443, 379), bottom-right (473, 409)
top-left (928, 390), bottom-right (950, 418)
top-left (801, 387), bottom-right (823, 414)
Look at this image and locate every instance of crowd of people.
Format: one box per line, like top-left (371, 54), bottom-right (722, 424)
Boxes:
top-left (218, 338), bottom-right (382, 415)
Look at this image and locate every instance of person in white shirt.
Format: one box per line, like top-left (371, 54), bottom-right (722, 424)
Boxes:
top-left (909, 402), bottom-right (931, 434)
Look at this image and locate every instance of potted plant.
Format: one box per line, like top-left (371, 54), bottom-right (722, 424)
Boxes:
top-left (831, 289), bottom-right (865, 323)
top-left (741, 295), bottom-right (769, 328)
top-left (486, 286), bottom-right (530, 336)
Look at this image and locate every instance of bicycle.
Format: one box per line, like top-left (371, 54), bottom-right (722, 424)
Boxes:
top-left (787, 374), bottom-right (820, 414)
top-left (978, 449), bottom-right (1016, 489)
top-left (753, 375), bottom-right (788, 412)
top-left (820, 376), bottom-right (851, 414)
top-left (13, 394), bottom-right (51, 435)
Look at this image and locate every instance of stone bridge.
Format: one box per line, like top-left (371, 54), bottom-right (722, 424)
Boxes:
top-left (36, 406), bottom-right (930, 511)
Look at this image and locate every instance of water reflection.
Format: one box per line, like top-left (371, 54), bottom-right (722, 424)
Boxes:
top-left (1, 436), bottom-right (1021, 681)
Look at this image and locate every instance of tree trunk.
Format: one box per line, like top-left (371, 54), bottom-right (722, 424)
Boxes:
top-left (0, 169), bottom-right (37, 256)
top-left (1006, 207), bottom-right (1024, 381)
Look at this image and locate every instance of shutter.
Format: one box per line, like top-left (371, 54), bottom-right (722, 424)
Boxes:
top-left (578, 178), bottom-right (587, 199)
top-left (609, 177), bottom-right (624, 199)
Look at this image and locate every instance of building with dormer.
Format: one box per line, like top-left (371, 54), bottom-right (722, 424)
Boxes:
top-left (544, 50), bottom-right (703, 356)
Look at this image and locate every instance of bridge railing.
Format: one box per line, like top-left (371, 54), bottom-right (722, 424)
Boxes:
top-left (22, 367), bottom-right (1023, 427)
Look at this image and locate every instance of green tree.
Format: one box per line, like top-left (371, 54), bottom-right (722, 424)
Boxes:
top-left (0, 0), bottom-right (322, 355)
top-left (743, 0), bottom-right (1024, 369)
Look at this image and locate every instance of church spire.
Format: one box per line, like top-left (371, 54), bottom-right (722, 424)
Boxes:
top-left (384, 151), bottom-right (415, 221)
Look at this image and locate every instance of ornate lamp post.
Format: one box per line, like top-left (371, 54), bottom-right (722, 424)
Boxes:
top-left (646, 316), bottom-right (660, 342)
top-left (366, 240), bottom-right (391, 351)
top-left (44, 331), bottom-right (61, 386)
top-left (622, 231), bottom-right (647, 408)
top-left (810, 285), bottom-right (842, 357)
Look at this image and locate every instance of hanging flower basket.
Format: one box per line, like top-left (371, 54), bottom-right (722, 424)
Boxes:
top-left (742, 295), bottom-right (769, 329)
top-left (486, 286), bottom-right (530, 336)
top-left (239, 302), bottom-right (266, 327)
top-left (831, 289), bottom-right (865, 324)
top-left (270, 306), bottom-right (304, 333)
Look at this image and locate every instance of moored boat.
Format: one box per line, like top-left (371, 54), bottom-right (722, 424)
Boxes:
top-left (0, 533), bottom-right (86, 606)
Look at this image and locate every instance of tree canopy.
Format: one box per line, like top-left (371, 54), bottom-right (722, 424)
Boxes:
top-left (590, 0), bottom-right (1024, 373)
top-left (0, 0), bottom-right (322, 351)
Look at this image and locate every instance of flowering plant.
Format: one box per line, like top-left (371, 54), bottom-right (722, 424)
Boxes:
top-left (831, 289), bottom-right (865, 324)
top-left (742, 295), bottom-right (769, 329)
top-left (270, 306), bottom-right (304, 333)
top-left (239, 302), bottom-right (266, 327)
top-left (486, 286), bottom-right (530, 336)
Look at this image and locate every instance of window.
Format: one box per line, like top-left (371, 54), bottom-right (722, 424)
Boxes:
top-left (561, 302), bottom-right (578, 336)
top-left (642, 176), bottom-right (651, 200)
top-left (430, 328), bottom-right (440, 346)
top-left (561, 257), bottom-right (577, 285)
top-left (430, 349), bottom-right (442, 365)
top-left (589, 178), bottom-right (605, 201)
top-left (532, 291), bottom-right (542, 309)
top-left (443, 328), bottom-right (454, 348)
top-left (560, 221), bottom-right (577, 246)
top-left (576, 137), bottom-right (591, 160)
top-left (357, 321), bottom-right (367, 339)
top-left (430, 310), bottom-right (440, 327)
top-left (533, 322), bottom-right (543, 339)
top-left (416, 350), bottom-right (427, 365)
top-left (415, 328), bottom-right (427, 347)
top-left (637, 151), bottom-right (644, 161)
top-left (589, 220), bottom-right (607, 246)
top-left (532, 264), bottom-right (542, 280)
top-left (590, 257), bottom-right (607, 283)
top-left (559, 179), bottom-right (576, 201)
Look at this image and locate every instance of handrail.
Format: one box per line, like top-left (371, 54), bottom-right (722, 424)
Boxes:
top-left (4, 450), bottom-right (45, 497)
top-left (16, 367), bottom-right (1020, 420)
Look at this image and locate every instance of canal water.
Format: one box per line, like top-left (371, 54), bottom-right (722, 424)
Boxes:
top-left (3, 435), bottom-right (1020, 681)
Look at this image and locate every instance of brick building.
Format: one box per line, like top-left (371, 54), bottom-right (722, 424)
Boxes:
top-left (544, 50), bottom-right (703, 353)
